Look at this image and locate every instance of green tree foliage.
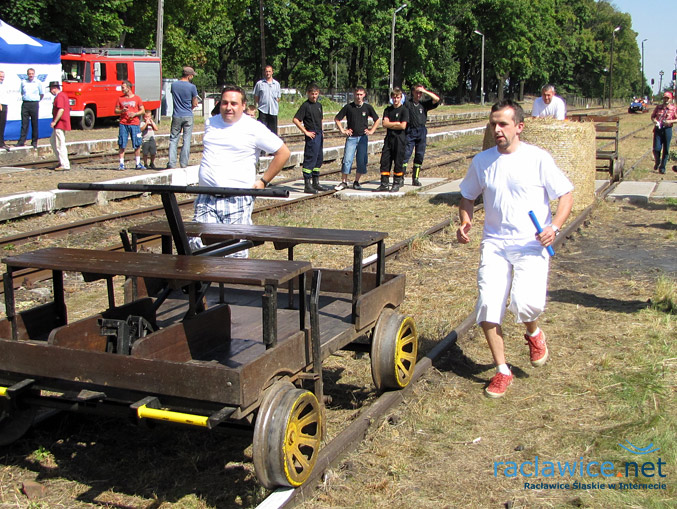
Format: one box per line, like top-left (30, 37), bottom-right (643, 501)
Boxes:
top-left (0, 0), bottom-right (646, 101)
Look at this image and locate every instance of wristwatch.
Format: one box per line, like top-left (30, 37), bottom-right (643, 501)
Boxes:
top-left (259, 176), bottom-right (269, 187)
top-left (552, 225), bottom-right (560, 236)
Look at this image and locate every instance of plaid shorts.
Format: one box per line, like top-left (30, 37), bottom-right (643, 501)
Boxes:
top-left (190, 194), bottom-right (254, 258)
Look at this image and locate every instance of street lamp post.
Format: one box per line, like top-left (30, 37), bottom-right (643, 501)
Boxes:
top-left (658, 70), bottom-right (664, 95)
top-left (641, 38), bottom-right (647, 97)
top-left (389, 4), bottom-right (407, 91)
top-left (609, 26), bottom-right (621, 109)
top-left (474, 30), bottom-right (485, 106)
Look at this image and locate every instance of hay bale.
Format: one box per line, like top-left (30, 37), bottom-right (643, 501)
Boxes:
top-left (482, 118), bottom-right (596, 212)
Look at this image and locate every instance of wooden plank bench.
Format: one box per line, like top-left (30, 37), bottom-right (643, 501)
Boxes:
top-left (569, 114), bottom-right (621, 181)
top-left (2, 247), bottom-right (312, 348)
top-left (128, 222), bottom-right (388, 321)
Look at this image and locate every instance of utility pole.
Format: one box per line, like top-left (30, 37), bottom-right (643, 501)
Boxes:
top-left (156, 0), bottom-right (164, 58)
top-left (608, 26), bottom-right (620, 109)
top-left (474, 30), bottom-right (485, 106)
top-left (259, 0), bottom-right (266, 75)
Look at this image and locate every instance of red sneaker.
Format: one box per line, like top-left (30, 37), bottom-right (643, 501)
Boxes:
top-left (485, 372), bottom-right (513, 398)
top-left (525, 330), bottom-right (549, 367)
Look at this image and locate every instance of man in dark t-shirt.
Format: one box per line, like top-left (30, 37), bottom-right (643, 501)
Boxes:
top-left (376, 87), bottom-right (409, 192)
top-left (404, 84), bottom-right (440, 185)
top-left (293, 84), bottom-right (328, 193)
top-left (334, 86), bottom-right (380, 190)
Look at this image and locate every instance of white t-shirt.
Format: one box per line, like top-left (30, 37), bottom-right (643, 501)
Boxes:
top-left (531, 95), bottom-right (566, 120)
top-left (198, 114), bottom-right (283, 188)
top-left (460, 142), bottom-right (574, 242)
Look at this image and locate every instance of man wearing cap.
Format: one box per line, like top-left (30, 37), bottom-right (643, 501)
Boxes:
top-left (167, 66), bottom-right (199, 169)
top-left (650, 91), bottom-right (677, 174)
top-left (48, 81), bottom-right (71, 171)
top-left (16, 68), bottom-right (44, 148)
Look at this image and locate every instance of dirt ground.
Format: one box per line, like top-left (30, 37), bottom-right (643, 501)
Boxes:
top-left (0, 116), bottom-right (675, 508)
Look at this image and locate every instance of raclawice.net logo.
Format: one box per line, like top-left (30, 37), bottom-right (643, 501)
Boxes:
top-left (494, 440), bottom-right (668, 491)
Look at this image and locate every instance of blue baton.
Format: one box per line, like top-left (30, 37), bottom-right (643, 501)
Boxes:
top-left (528, 210), bottom-right (555, 257)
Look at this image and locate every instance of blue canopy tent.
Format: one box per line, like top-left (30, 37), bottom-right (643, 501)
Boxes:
top-left (0, 20), bottom-right (61, 141)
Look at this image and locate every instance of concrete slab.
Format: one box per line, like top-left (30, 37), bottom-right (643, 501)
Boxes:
top-left (607, 181), bottom-right (656, 205)
top-left (419, 178), bottom-right (463, 197)
top-left (335, 177), bottom-right (445, 200)
top-left (652, 180), bottom-right (677, 199)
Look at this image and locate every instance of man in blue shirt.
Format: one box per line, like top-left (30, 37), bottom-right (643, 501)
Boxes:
top-left (253, 65), bottom-right (281, 134)
top-left (167, 66), bottom-right (198, 168)
top-left (17, 68), bottom-right (44, 148)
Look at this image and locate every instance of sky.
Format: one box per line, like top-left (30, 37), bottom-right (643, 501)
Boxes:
top-left (611, 0), bottom-right (676, 94)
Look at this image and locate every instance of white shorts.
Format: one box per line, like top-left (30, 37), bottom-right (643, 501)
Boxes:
top-left (475, 238), bottom-right (549, 325)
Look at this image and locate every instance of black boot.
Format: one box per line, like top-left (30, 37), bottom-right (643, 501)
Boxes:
top-left (312, 173), bottom-right (328, 191)
top-left (390, 176), bottom-right (403, 192)
top-left (412, 164), bottom-right (422, 186)
top-left (303, 174), bottom-right (318, 194)
top-left (374, 174), bottom-right (390, 191)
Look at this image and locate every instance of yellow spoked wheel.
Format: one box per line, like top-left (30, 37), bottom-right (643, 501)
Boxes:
top-left (253, 381), bottom-right (322, 489)
top-left (371, 308), bottom-right (418, 391)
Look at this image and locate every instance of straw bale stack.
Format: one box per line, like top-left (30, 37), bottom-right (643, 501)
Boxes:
top-left (482, 118), bottom-right (596, 212)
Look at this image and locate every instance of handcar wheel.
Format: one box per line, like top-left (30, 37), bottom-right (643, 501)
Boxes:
top-left (253, 383), bottom-right (322, 489)
top-left (371, 308), bottom-right (418, 391)
top-left (0, 404), bottom-right (37, 446)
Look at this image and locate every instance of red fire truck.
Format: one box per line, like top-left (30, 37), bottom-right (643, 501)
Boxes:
top-left (61, 47), bottom-right (162, 129)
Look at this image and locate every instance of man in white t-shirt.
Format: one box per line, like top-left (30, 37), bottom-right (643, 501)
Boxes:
top-left (192, 85), bottom-right (290, 256)
top-left (531, 84), bottom-right (566, 120)
top-left (457, 99), bottom-right (573, 398)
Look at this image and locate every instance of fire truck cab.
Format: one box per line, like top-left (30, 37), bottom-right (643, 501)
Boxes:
top-left (61, 47), bottom-right (162, 130)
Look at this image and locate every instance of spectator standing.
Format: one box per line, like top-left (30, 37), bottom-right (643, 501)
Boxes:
top-left (333, 87), bottom-right (380, 190)
top-left (253, 65), bottom-right (281, 134)
top-left (115, 80), bottom-right (145, 170)
top-left (376, 87), bottom-right (409, 192)
top-left (48, 81), bottom-right (71, 171)
top-left (650, 91), bottom-right (677, 174)
top-left (456, 100), bottom-right (573, 398)
top-left (191, 85), bottom-right (290, 257)
top-left (167, 66), bottom-right (198, 169)
top-left (0, 70), bottom-right (9, 150)
top-left (293, 84), bottom-right (328, 194)
top-left (16, 67), bottom-right (43, 148)
top-left (140, 110), bottom-right (159, 169)
top-left (531, 84), bottom-right (566, 120)
top-left (403, 85), bottom-right (440, 186)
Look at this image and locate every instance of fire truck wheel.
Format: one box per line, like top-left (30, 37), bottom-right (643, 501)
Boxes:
top-left (81, 108), bottom-right (96, 130)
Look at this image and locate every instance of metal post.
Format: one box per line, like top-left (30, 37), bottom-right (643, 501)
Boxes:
top-left (641, 39), bottom-right (647, 97)
top-left (474, 30), bottom-right (485, 106)
top-left (659, 70), bottom-right (664, 96)
top-left (609, 26), bottom-right (620, 109)
top-left (156, 0), bottom-right (164, 58)
top-left (389, 4), bottom-right (407, 92)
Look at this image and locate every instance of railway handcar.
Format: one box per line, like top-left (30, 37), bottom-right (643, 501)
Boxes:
top-left (0, 183), bottom-right (418, 489)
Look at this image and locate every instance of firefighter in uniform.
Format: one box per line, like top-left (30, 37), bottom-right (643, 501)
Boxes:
top-left (403, 85), bottom-right (440, 186)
